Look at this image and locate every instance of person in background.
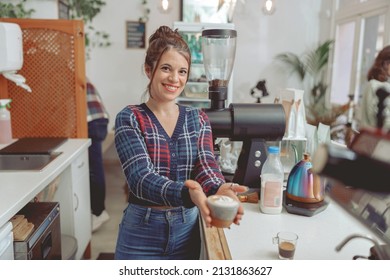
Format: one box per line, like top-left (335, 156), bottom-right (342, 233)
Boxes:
top-left (359, 45), bottom-right (390, 130)
top-left (114, 26), bottom-right (246, 260)
top-left (87, 79), bottom-right (110, 232)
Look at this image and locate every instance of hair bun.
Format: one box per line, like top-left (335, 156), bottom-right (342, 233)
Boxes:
top-left (149, 25), bottom-right (181, 44)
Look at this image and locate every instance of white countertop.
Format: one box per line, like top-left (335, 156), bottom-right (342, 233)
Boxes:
top-left (224, 200), bottom-right (386, 260)
top-left (0, 138), bottom-right (91, 227)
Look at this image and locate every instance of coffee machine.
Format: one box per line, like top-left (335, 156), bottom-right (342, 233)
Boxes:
top-left (200, 29), bottom-right (286, 188)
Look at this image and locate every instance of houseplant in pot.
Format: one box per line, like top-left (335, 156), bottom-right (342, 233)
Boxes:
top-left (275, 40), bottom-right (348, 126)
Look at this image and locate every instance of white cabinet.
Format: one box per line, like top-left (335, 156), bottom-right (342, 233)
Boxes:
top-left (0, 222), bottom-right (14, 260)
top-left (71, 151), bottom-right (91, 260)
top-left (0, 139), bottom-right (91, 260)
top-left (53, 147), bottom-right (91, 260)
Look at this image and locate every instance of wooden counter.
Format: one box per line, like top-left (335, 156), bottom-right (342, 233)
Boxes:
top-left (200, 218), bottom-right (232, 260)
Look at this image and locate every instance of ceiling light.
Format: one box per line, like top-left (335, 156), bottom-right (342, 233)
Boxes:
top-left (159, 0), bottom-right (172, 13)
top-left (262, 0), bottom-right (276, 15)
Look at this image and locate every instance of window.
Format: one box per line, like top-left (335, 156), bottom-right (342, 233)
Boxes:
top-left (329, 0), bottom-right (389, 105)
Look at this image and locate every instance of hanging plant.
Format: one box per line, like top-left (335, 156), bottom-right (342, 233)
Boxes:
top-left (67, 0), bottom-right (111, 58)
top-left (0, 0), bottom-right (111, 60)
top-left (139, 0), bottom-right (150, 22)
top-left (0, 0), bottom-right (35, 18)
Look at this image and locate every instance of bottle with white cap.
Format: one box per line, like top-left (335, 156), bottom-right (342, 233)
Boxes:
top-left (0, 99), bottom-right (12, 144)
top-left (260, 146), bottom-right (284, 214)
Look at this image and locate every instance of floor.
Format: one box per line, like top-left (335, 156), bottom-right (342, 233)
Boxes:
top-left (90, 143), bottom-right (127, 260)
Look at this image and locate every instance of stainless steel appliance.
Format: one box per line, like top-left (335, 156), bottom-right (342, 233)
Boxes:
top-left (14, 202), bottom-right (61, 260)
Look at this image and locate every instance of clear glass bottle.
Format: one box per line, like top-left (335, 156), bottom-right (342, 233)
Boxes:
top-left (260, 146), bottom-right (284, 214)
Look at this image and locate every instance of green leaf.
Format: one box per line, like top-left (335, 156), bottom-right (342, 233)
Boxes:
top-left (0, 0), bottom-right (35, 18)
top-left (304, 39), bottom-right (334, 77)
top-left (274, 40), bottom-right (336, 124)
top-left (274, 52), bottom-right (306, 81)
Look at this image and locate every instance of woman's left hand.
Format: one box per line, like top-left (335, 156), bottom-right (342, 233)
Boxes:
top-left (215, 183), bottom-right (248, 226)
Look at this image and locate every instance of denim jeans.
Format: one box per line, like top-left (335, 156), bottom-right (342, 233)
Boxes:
top-left (114, 204), bottom-right (201, 260)
top-left (88, 118), bottom-right (109, 216)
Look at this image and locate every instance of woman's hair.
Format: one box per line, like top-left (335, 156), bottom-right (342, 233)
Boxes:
top-left (367, 45), bottom-right (390, 82)
top-left (143, 26), bottom-right (191, 97)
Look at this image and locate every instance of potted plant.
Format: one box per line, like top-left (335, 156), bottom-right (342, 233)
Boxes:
top-left (275, 40), bottom-right (347, 125)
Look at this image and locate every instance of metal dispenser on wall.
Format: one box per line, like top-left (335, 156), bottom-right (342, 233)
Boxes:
top-left (200, 29), bottom-right (286, 188)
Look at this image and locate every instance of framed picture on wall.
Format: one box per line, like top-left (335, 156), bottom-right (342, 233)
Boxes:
top-left (58, 0), bottom-right (69, 19)
top-left (181, 0), bottom-right (236, 23)
top-left (126, 21), bottom-right (146, 49)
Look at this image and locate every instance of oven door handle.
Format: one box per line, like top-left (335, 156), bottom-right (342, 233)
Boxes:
top-left (41, 231), bottom-right (53, 259)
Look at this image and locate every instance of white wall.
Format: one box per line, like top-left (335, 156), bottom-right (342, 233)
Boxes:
top-left (10, 0), bottom-right (332, 129)
top-left (86, 0), bottom-right (182, 129)
top-left (23, 0), bottom-right (58, 18)
top-left (232, 0), bottom-right (326, 103)
top-left (86, 0), bottom-right (332, 129)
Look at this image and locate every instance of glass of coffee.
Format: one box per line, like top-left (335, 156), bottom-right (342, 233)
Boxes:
top-left (272, 231), bottom-right (298, 259)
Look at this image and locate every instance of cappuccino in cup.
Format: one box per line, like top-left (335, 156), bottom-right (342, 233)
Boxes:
top-left (207, 195), bottom-right (239, 228)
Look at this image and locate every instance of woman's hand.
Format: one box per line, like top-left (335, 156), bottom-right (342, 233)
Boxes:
top-left (185, 180), bottom-right (248, 227)
top-left (184, 180), bottom-right (211, 226)
top-left (215, 183), bottom-right (248, 226)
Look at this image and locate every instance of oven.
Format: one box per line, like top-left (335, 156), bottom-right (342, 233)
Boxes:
top-left (13, 202), bottom-right (61, 260)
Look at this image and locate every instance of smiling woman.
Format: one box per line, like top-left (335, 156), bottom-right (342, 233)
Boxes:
top-left (113, 25), bottom-right (246, 260)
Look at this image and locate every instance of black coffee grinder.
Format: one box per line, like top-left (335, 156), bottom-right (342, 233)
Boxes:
top-left (200, 29), bottom-right (286, 188)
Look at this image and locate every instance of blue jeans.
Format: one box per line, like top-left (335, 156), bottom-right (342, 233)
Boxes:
top-left (114, 204), bottom-right (201, 260)
top-left (88, 118), bottom-right (109, 216)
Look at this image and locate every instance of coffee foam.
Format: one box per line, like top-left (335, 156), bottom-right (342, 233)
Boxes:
top-left (208, 195), bottom-right (238, 207)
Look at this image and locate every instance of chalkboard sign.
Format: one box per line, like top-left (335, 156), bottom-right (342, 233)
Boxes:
top-left (126, 21), bottom-right (146, 49)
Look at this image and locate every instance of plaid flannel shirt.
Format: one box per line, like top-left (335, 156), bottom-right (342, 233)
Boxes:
top-left (86, 81), bottom-right (109, 122)
top-left (115, 103), bottom-right (225, 207)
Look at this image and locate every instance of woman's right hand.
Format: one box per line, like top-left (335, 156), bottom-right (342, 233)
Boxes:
top-left (184, 180), bottom-right (212, 227)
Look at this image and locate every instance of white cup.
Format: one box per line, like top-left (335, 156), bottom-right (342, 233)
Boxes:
top-left (207, 195), bottom-right (239, 228)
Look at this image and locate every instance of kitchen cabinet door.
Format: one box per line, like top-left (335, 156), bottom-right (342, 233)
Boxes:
top-left (53, 149), bottom-right (91, 259)
top-left (70, 150), bottom-right (91, 260)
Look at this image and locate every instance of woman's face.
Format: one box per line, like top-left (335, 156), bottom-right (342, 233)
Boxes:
top-left (147, 49), bottom-right (189, 102)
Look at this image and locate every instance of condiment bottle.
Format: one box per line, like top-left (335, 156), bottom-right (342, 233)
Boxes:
top-left (0, 99), bottom-right (12, 144)
top-left (260, 146), bottom-right (284, 214)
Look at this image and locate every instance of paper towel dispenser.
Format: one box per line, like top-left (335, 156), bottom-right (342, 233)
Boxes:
top-left (0, 22), bottom-right (23, 72)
